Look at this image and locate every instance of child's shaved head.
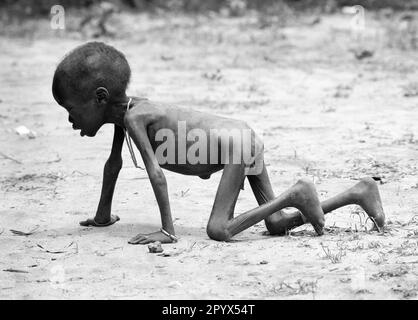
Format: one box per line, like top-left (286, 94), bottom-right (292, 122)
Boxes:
top-left (52, 42), bottom-right (131, 137)
top-left (52, 41), bottom-right (131, 104)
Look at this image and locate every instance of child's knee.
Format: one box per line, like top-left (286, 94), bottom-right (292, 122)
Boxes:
top-left (295, 178), bottom-right (314, 189)
top-left (206, 221), bottom-right (231, 242)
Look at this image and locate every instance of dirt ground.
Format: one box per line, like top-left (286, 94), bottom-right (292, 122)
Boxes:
top-left (0, 11), bottom-right (417, 300)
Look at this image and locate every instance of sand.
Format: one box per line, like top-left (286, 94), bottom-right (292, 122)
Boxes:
top-left (0, 12), bottom-right (417, 299)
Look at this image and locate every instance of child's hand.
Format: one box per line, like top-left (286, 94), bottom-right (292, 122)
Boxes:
top-left (128, 230), bottom-right (175, 245)
top-left (79, 214), bottom-right (120, 227)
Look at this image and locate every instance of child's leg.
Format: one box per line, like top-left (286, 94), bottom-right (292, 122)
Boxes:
top-left (206, 163), bottom-right (324, 241)
top-left (249, 170), bottom-right (385, 234)
top-left (320, 177), bottom-right (385, 230)
top-left (247, 163), bottom-right (306, 233)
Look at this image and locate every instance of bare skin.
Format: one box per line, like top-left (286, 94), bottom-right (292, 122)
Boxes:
top-left (249, 171), bottom-right (385, 235)
top-left (58, 92), bottom-right (385, 244)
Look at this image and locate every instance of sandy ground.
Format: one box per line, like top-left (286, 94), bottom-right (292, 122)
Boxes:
top-left (0, 12), bottom-right (417, 299)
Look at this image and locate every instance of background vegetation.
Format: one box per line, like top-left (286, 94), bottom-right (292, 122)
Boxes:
top-left (1, 0), bottom-right (417, 18)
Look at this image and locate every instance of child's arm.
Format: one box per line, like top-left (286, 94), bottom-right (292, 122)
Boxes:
top-left (124, 111), bottom-right (176, 244)
top-left (79, 124), bottom-right (124, 227)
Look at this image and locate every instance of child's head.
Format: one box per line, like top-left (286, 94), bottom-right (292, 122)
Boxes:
top-left (52, 42), bottom-right (131, 137)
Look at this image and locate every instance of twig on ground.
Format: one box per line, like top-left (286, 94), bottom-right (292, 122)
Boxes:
top-left (10, 225), bottom-right (39, 236)
top-left (0, 151), bottom-right (22, 164)
top-left (181, 188), bottom-right (190, 197)
top-left (37, 241), bottom-right (75, 254)
top-left (44, 154), bottom-right (61, 163)
top-left (3, 268), bottom-right (29, 273)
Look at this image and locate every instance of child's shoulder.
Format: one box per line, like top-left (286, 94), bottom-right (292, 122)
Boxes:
top-left (130, 97), bottom-right (158, 112)
top-left (131, 97), bottom-right (188, 115)
top-left (126, 97), bottom-right (166, 121)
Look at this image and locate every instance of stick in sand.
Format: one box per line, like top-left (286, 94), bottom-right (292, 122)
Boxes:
top-left (0, 151), bottom-right (22, 164)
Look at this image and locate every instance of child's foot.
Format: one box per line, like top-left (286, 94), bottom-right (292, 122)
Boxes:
top-left (265, 210), bottom-right (305, 235)
top-left (79, 214), bottom-right (120, 227)
top-left (352, 177), bottom-right (385, 231)
top-left (291, 179), bottom-right (325, 235)
top-left (128, 230), bottom-right (176, 245)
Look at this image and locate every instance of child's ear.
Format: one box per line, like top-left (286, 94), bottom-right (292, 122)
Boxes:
top-left (95, 87), bottom-right (109, 105)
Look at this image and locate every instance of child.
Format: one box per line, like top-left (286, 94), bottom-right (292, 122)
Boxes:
top-left (52, 42), bottom-right (385, 244)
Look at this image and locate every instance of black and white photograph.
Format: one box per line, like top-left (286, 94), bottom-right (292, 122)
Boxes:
top-left (0, 0), bottom-right (417, 302)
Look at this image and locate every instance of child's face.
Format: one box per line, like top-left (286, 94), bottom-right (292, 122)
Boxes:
top-left (60, 96), bottom-right (106, 137)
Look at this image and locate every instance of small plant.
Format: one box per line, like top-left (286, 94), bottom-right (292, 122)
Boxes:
top-left (368, 252), bottom-right (387, 265)
top-left (407, 230), bottom-right (418, 238)
top-left (202, 69), bottom-right (223, 81)
top-left (348, 241), bottom-right (364, 252)
top-left (258, 278), bottom-right (318, 297)
top-left (320, 242), bottom-right (346, 264)
top-left (403, 82), bottom-right (418, 98)
top-left (367, 241), bottom-right (382, 249)
top-left (371, 266), bottom-right (409, 280)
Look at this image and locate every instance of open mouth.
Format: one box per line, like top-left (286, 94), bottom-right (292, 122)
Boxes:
top-left (71, 124), bottom-right (85, 136)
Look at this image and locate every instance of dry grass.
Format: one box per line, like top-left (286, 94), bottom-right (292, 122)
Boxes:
top-left (370, 265), bottom-right (409, 280)
top-left (320, 242), bottom-right (347, 264)
top-left (368, 251), bottom-right (387, 265)
top-left (257, 278), bottom-right (319, 297)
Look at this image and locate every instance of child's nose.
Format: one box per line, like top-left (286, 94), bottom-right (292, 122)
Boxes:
top-left (68, 115), bottom-right (74, 123)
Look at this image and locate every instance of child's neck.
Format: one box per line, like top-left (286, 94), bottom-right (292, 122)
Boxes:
top-left (105, 95), bottom-right (130, 127)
